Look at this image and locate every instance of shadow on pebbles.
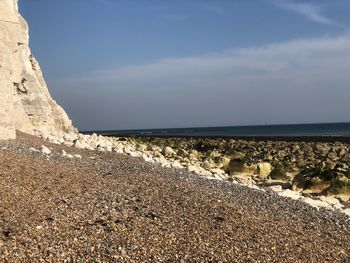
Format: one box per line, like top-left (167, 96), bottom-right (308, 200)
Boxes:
top-left (0, 132), bottom-right (349, 262)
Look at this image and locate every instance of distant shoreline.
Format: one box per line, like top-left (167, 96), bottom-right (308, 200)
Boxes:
top-left (95, 134), bottom-right (350, 144)
top-left (81, 122), bottom-right (350, 143)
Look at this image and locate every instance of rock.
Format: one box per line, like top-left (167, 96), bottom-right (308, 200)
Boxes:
top-left (327, 151), bottom-right (339, 161)
top-left (74, 154), bottom-right (82, 159)
top-left (333, 203), bottom-right (344, 210)
top-left (292, 173), bottom-right (307, 192)
top-left (202, 160), bottom-right (215, 170)
top-left (211, 174), bottom-right (225, 181)
top-left (229, 151), bottom-right (245, 159)
top-left (277, 189), bottom-right (301, 200)
top-left (326, 176), bottom-right (350, 201)
top-left (209, 150), bottom-right (221, 158)
top-left (163, 147), bottom-right (175, 157)
top-left (318, 196), bottom-right (340, 206)
top-left (189, 150), bottom-right (199, 159)
top-left (338, 148), bottom-right (347, 157)
top-left (269, 163), bottom-right (289, 181)
top-left (62, 150), bottom-right (67, 157)
top-left (141, 154), bottom-right (152, 162)
top-left (105, 146), bottom-right (113, 152)
top-left (112, 144), bottom-right (124, 154)
top-left (130, 151), bottom-right (141, 158)
top-left (29, 147), bottom-right (39, 153)
top-left (74, 140), bottom-right (90, 150)
top-left (296, 158), bottom-right (307, 167)
top-left (187, 165), bottom-right (199, 173)
top-left (177, 148), bottom-right (189, 157)
top-left (152, 151), bottom-right (162, 157)
top-left (199, 170), bottom-right (213, 177)
top-left (325, 161), bottom-right (337, 170)
top-left (136, 144), bottom-right (147, 152)
top-left (97, 146), bottom-right (106, 152)
top-left (233, 175), bottom-right (254, 185)
top-left (342, 208), bottom-right (350, 217)
top-left (262, 179), bottom-right (291, 189)
top-left (217, 157), bottom-right (231, 170)
top-left (267, 185), bottom-right (283, 192)
top-left (257, 162), bottom-right (272, 178)
top-left (315, 143), bottom-right (330, 155)
top-left (210, 168), bottom-right (226, 175)
top-left (301, 178), bottom-right (330, 195)
top-left (171, 161), bottom-right (183, 169)
top-left (226, 159), bottom-right (257, 176)
top-left (0, 0), bottom-right (76, 140)
top-left (41, 146), bottom-right (51, 155)
top-left (63, 140), bottom-right (74, 147)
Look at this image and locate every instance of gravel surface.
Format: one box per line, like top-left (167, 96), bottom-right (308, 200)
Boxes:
top-left (0, 132), bottom-right (349, 262)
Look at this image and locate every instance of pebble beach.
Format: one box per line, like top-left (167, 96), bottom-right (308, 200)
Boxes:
top-left (0, 132), bottom-right (349, 261)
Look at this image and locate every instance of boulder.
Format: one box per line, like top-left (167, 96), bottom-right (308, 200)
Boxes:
top-left (269, 163), bottom-right (289, 181)
top-left (326, 176), bottom-right (350, 201)
top-left (163, 147), bottom-right (175, 157)
top-left (257, 162), bottom-right (272, 178)
top-left (226, 159), bottom-right (257, 176)
top-left (292, 175), bottom-right (330, 195)
top-left (302, 177), bottom-right (331, 194)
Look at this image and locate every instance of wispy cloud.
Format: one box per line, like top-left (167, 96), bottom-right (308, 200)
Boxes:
top-left (160, 14), bottom-right (188, 22)
top-left (82, 34), bottom-right (350, 82)
top-left (202, 4), bottom-right (225, 15)
top-left (63, 34), bottom-right (350, 129)
top-left (273, 0), bottom-right (340, 27)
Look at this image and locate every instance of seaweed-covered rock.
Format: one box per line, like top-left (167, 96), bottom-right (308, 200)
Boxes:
top-left (292, 164), bottom-right (349, 195)
top-left (327, 176), bottom-right (350, 201)
top-left (226, 159), bottom-right (257, 176)
top-left (302, 177), bottom-right (331, 194)
top-left (269, 163), bottom-right (289, 181)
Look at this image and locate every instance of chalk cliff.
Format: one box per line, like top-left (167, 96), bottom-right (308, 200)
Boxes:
top-left (0, 0), bottom-right (75, 140)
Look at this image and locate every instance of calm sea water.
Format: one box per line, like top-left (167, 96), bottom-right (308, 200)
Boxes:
top-left (87, 122), bottom-right (350, 137)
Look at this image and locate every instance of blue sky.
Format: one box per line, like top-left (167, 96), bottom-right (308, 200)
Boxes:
top-left (20, 0), bottom-right (350, 130)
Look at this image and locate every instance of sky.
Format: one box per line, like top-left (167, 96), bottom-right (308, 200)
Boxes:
top-left (20, 0), bottom-right (350, 131)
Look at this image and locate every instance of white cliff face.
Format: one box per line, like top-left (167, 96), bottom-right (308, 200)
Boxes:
top-left (0, 0), bottom-right (75, 140)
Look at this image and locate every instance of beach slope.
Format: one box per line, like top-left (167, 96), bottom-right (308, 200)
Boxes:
top-left (0, 132), bottom-right (349, 261)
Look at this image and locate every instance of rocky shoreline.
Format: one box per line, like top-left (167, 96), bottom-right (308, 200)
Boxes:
top-left (37, 131), bottom-right (350, 217)
top-left (0, 132), bottom-right (349, 261)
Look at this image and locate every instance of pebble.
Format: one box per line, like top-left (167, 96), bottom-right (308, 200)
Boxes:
top-left (41, 145), bottom-right (51, 155)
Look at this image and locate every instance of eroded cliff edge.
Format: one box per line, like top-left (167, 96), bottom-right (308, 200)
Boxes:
top-left (0, 0), bottom-right (75, 140)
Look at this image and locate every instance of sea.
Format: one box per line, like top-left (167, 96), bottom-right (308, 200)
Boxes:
top-left (86, 122), bottom-right (350, 138)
